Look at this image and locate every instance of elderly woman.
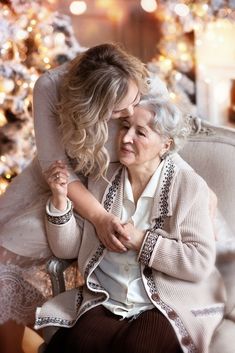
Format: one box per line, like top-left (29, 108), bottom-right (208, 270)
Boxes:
top-left (36, 88), bottom-right (226, 353)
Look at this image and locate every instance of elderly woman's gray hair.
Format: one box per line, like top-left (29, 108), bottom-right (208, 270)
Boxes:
top-left (139, 79), bottom-right (191, 154)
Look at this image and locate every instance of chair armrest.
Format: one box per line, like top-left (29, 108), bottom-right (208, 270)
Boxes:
top-left (46, 257), bottom-right (74, 296)
top-left (38, 258), bottom-right (76, 351)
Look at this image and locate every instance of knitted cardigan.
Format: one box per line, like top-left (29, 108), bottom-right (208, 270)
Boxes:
top-left (35, 155), bottom-right (226, 353)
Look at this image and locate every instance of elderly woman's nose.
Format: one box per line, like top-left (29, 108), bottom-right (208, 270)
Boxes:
top-left (122, 129), bottom-right (133, 143)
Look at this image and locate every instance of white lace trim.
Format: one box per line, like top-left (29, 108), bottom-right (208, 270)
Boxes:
top-left (0, 263), bottom-right (49, 325)
top-left (0, 245), bottom-right (79, 325)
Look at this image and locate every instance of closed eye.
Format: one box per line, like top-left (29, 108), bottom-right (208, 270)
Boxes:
top-left (137, 130), bottom-right (146, 137)
top-left (120, 119), bottom-right (130, 128)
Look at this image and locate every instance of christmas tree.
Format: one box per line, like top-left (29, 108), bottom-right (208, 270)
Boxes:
top-left (0, 0), bottom-right (84, 194)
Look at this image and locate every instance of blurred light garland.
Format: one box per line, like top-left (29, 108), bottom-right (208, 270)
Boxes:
top-left (1, 0), bottom-right (235, 194)
top-left (148, 0), bottom-right (235, 115)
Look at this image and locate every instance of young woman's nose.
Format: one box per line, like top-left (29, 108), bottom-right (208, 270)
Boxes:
top-left (120, 104), bottom-right (135, 118)
top-left (126, 104), bottom-right (134, 117)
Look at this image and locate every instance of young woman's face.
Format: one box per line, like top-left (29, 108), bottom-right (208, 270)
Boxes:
top-left (111, 80), bottom-right (140, 119)
top-left (118, 106), bottom-right (170, 170)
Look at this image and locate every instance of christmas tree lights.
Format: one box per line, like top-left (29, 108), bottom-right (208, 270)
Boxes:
top-left (1, 0), bottom-right (235, 194)
top-left (148, 0), bottom-right (235, 115)
top-left (0, 0), bottom-right (84, 194)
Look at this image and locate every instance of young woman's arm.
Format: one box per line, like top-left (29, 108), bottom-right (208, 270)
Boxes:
top-left (68, 181), bottom-right (128, 252)
top-left (33, 70), bottom-right (128, 251)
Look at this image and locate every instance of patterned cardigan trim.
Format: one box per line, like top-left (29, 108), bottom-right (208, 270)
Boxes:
top-left (35, 298), bottom-right (105, 329)
top-left (138, 157), bottom-right (175, 266)
top-left (84, 167), bottom-right (122, 279)
top-left (138, 230), bottom-right (159, 266)
top-left (143, 267), bottom-right (197, 353)
top-left (35, 288), bottom-right (83, 329)
top-left (46, 208), bottom-right (73, 225)
top-left (191, 304), bottom-right (224, 317)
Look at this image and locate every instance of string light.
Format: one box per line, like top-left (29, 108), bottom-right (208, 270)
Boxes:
top-left (0, 79), bottom-right (15, 93)
top-left (0, 177), bottom-right (9, 195)
top-left (140, 0), bottom-right (157, 13)
top-left (70, 1), bottom-right (87, 15)
top-left (54, 32), bottom-right (66, 46)
top-left (174, 3), bottom-right (189, 17)
top-left (0, 111), bottom-right (7, 127)
top-left (16, 30), bottom-right (29, 40)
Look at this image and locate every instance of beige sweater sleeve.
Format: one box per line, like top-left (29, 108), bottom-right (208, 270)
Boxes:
top-left (139, 170), bottom-right (216, 282)
top-left (33, 66), bottom-right (79, 183)
top-left (45, 199), bottom-right (84, 259)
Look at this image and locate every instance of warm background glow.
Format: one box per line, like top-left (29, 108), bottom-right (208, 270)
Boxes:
top-left (0, 0), bottom-right (235, 193)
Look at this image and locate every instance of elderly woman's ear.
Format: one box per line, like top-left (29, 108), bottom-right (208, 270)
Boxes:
top-left (160, 138), bottom-right (172, 159)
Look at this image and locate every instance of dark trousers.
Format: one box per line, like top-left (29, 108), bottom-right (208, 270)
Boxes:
top-left (45, 305), bottom-right (183, 353)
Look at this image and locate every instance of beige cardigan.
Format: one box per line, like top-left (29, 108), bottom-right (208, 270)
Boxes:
top-left (36, 156), bottom-right (226, 353)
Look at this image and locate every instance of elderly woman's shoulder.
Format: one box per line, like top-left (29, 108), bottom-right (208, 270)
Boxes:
top-left (171, 153), bottom-right (209, 190)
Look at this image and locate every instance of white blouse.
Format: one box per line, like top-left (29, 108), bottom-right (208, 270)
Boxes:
top-left (95, 162), bottom-right (164, 319)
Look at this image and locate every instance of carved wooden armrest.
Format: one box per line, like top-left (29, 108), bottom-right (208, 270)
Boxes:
top-left (46, 257), bottom-right (75, 296)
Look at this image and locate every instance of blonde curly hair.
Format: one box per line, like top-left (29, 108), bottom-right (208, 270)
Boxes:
top-left (59, 43), bottom-right (148, 180)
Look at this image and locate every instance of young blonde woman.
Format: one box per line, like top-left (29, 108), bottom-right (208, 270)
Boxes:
top-left (38, 86), bottom-right (226, 353)
top-left (0, 43), bottom-right (149, 353)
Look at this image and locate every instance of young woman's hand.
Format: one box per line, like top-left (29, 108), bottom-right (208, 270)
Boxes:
top-left (43, 160), bottom-right (69, 210)
top-left (93, 212), bottom-right (131, 253)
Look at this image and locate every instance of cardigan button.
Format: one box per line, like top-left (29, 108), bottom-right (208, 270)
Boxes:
top-left (151, 293), bottom-right (160, 302)
top-left (143, 267), bottom-right (152, 278)
top-left (181, 336), bottom-right (191, 346)
top-left (168, 310), bottom-right (177, 320)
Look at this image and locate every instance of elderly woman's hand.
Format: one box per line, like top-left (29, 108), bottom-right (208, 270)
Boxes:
top-left (43, 160), bottom-right (69, 210)
top-left (120, 222), bottom-right (145, 252)
top-left (93, 212), bottom-right (131, 253)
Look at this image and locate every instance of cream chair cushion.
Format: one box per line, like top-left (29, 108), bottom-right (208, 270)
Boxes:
top-left (179, 117), bottom-right (235, 353)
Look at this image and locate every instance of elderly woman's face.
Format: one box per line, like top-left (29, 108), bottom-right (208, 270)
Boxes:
top-left (118, 106), bottom-right (168, 169)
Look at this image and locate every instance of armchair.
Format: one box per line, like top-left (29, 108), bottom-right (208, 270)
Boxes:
top-left (40, 117), bottom-right (235, 353)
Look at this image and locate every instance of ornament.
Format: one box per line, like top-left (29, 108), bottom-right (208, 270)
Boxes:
top-left (0, 176), bottom-right (9, 195)
top-left (0, 78), bottom-right (15, 93)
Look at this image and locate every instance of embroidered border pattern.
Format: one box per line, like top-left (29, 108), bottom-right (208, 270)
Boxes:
top-left (35, 315), bottom-right (75, 327)
top-left (88, 281), bottom-right (105, 291)
top-left (84, 168), bottom-right (122, 278)
top-left (144, 268), bottom-right (197, 353)
top-left (138, 231), bottom-right (159, 266)
top-left (103, 168), bottom-right (122, 212)
top-left (191, 305), bottom-right (224, 317)
top-left (139, 158), bottom-right (175, 266)
top-left (46, 209), bottom-right (73, 225)
top-left (159, 158), bottom-right (175, 217)
top-left (84, 244), bottom-right (105, 278)
top-left (35, 289), bottom-right (83, 328)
